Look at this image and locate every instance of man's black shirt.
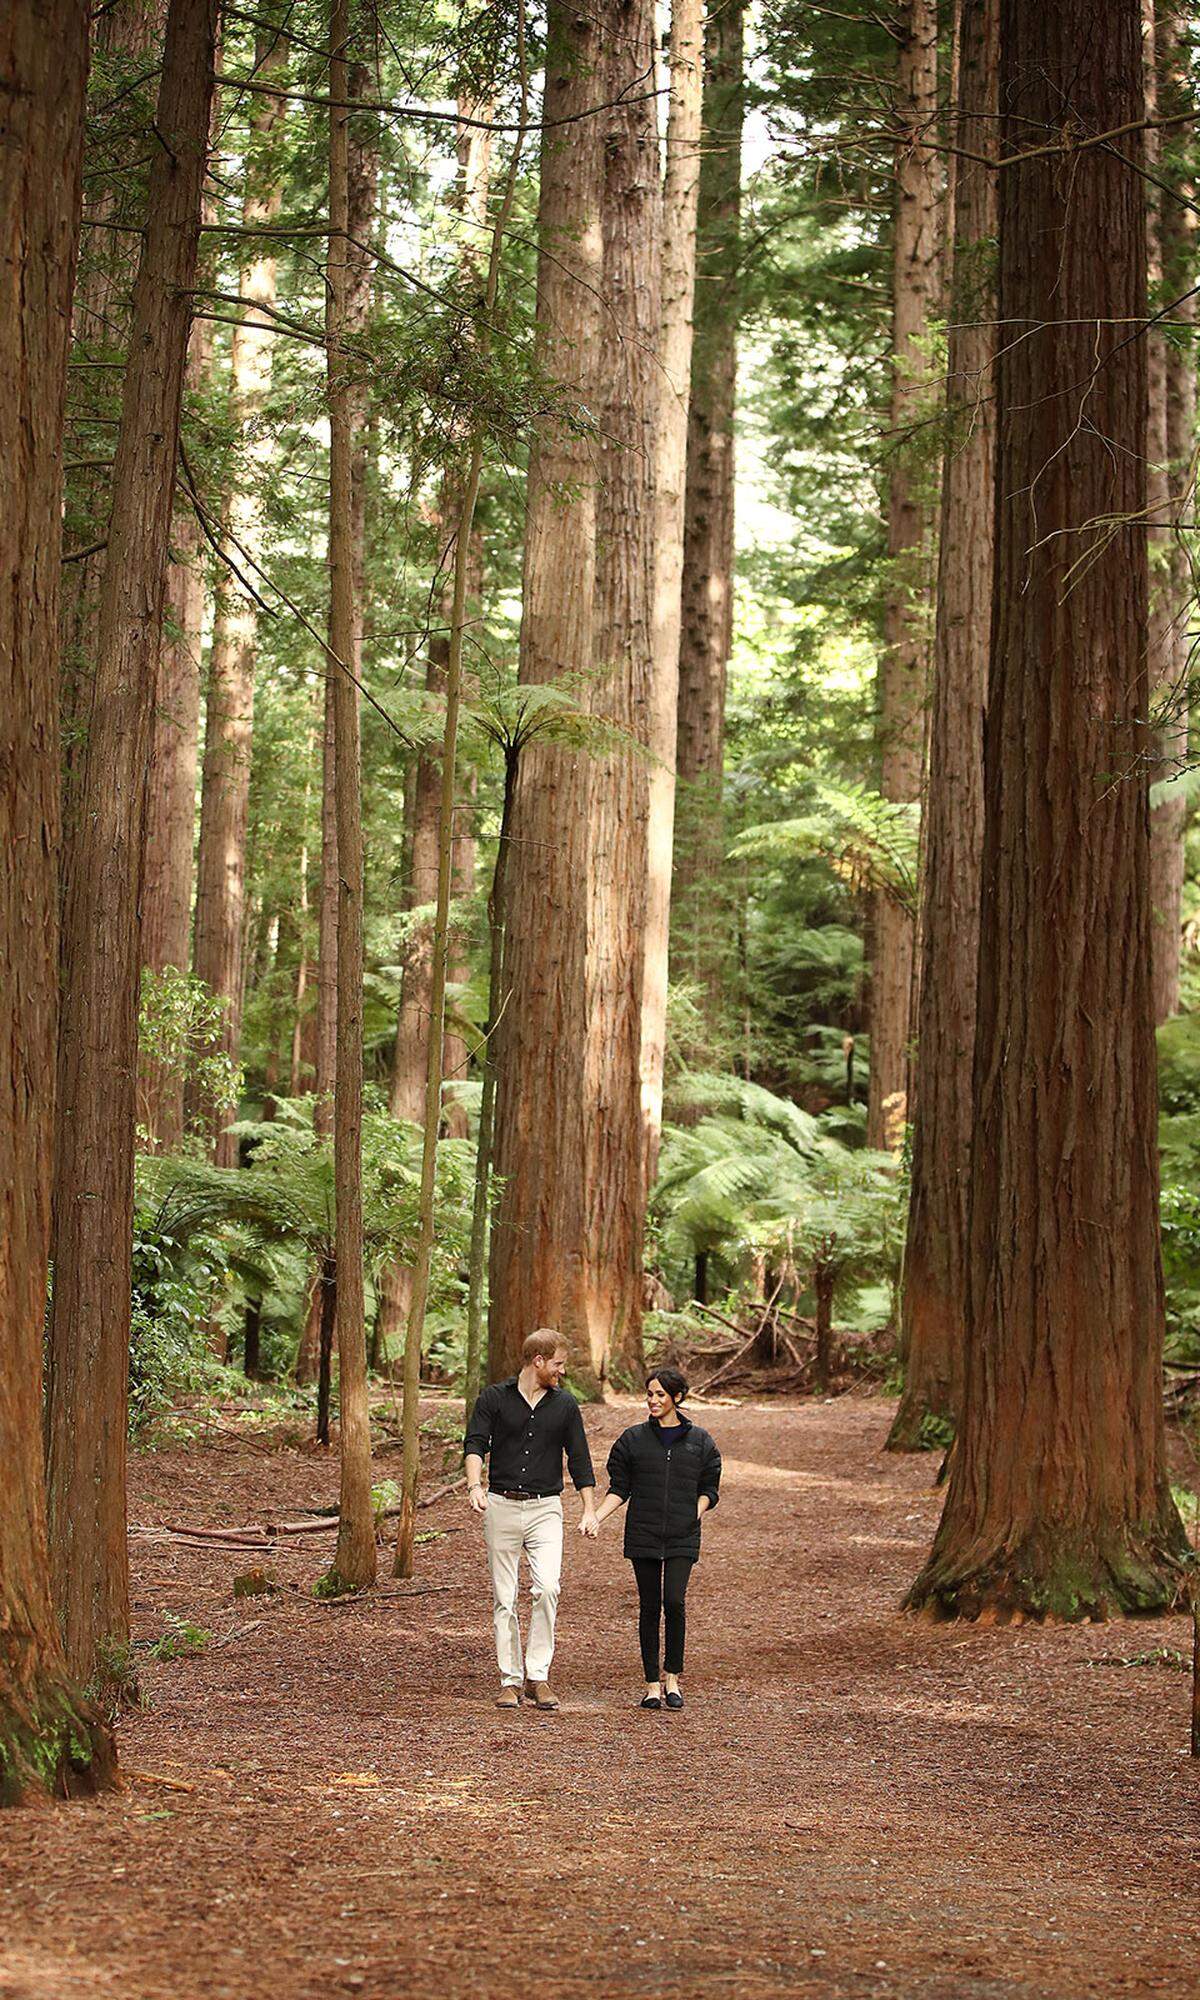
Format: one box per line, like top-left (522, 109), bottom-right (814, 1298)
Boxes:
top-left (463, 1379), bottom-right (595, 1495)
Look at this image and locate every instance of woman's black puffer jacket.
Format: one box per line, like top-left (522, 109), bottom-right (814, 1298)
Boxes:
top-left (605, 1415), bottom-right (722, 1561)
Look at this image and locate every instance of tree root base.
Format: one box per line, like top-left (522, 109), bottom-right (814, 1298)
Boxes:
top-left (0, 1681), bottom-right (118, 1807)
top-left (906, 1521), bottom-right (1195, 1625)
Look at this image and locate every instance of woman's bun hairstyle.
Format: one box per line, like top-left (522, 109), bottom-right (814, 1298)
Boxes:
top-left (646, 1366), bottom-right (688, 1404)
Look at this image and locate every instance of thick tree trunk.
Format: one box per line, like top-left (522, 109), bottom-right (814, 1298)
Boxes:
top-left (1, 0), bottom-right (117, 1802)
top-left (192, 32), bottom-right (286, 1164)
top-left (60, 0), bottom-right (168, 847)
top-left (907, 0), bottom-right (1189, 1622)
top-left (583, 0), bottom-right (662, 1386)
top-left (673, 0), bottom-right (743, 1020)
top-left (641, 0), bottom-right (705, 1189)
top-left (867, 0), bottom-right (940, 1152)
top-left (46, 0), bottom-right (217, 1688)
top-left (138, 316), bottom-right (213, 1150)
top-left (487, 0), bottom-right (603, 1385)
top-left (889, 0), bottom-right (998, 1451)
top-left (324, 12), bottom-right (375, 1592)
top-left (464, 750), bottom-right (517, 1412)
top-left (1150, 2), bottom-right (1194, 1023)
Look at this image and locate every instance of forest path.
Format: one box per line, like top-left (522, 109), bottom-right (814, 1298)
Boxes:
top-left (1, 1395), bottom-right (1196, 2000)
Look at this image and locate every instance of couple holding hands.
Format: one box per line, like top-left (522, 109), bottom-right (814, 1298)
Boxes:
top-left (464, 1329), bottom-right (723, 1711)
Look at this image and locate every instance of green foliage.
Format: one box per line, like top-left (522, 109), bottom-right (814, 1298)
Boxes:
top-left (146, 1618), bottom-right (212, 1662)
top-left (1157, 1012), bottom-right (1200, 1113)
top-left (1160, 1183), bottom-right (1200, 1369)
top-left (137, 967), bottom-right (241, 1143)
top-left (654, 1072), bottom-right (903, 1321)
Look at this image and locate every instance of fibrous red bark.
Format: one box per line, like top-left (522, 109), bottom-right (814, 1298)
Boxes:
top-left (867, 0), bottom-right (940, 1152)
top-left (583, 0), bottom-right (662, 1385)
top-left (46, 0), bottom-right (218, 1686)
top-left (673, 0), bottom-right (743, 1021)
top-left (907, 0), bottom-right (1189, 1621)
top-left (487, 0), bottom-right (603, 1384)
top-left (889, 0), bottom-right (997, 1450)
top-left (1, 0), bottom-right (117, 1802)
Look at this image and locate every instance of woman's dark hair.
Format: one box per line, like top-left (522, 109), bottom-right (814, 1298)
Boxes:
top-left (646, 1367), bottom-right (688, 1404)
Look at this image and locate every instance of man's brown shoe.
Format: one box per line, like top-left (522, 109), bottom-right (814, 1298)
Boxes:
top-left (495, 1686), bottom-right (521, 1709)
top-left (524, 1679), bottom-right (560, 1711)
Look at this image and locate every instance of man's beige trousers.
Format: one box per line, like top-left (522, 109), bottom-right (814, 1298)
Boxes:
top-left (483, 1493), bottom-right (563, 1686)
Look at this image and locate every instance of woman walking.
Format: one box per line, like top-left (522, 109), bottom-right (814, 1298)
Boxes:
top-left (593, 1370), bottom-right (722, 1709)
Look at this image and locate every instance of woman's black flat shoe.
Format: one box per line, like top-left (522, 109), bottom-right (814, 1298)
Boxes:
top-left (639, 1694), bottom-right (662, 1710)
top-left (664, 1690), bottom-right (684, 1710)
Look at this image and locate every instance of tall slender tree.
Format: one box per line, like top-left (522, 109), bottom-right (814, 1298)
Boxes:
top-left (192, 30), bottom-right (287, 1164)
top-left (138, 316), bottom-right (213, 1149)
top-left (583, 0), bottom-right (662, 1381)
top-left (323, 11), bottom-right (374, 1591)
top-left (866, 0), bottom-right (940, 1152)
top-left (1149, 0), bottom-right (1194, 1023)
top-left (388, 103), bottom-right (492, 1147)
top-left (641, 0), bottom-right (705, 1187)
top-left (487, 0), bottom-right (604, 1384)
top-left (908, 0), bottom-right (1189, 1620)
top-left (673, 0), bottom-right (744, 1020)
top-left (1, 0), bottom-right (116, 1801)
top-left (889, 0), bottom-right (998, 1450)
top-left (45, 0), bottom-right (218, 1685)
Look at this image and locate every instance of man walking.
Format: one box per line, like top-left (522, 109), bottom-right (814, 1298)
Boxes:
top-left (464, 1329), bottom-right (597, 1709)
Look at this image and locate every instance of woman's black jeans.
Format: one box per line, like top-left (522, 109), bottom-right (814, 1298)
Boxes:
top-left (631, 1555), bottom-right (694, 1679)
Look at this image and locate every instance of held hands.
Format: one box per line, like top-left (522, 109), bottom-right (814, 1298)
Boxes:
top-left (467, 1485), bottom-right (488, 1515)
top-left (578, 1511), bottom-right (599, 1540)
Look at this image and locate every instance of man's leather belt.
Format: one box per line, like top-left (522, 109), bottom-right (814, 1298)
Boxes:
top-left (490, 1487), bottom-right (556, 1501)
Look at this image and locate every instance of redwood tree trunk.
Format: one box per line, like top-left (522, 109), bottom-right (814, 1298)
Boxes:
top-left (46, 0), bottom-right (218, 1687)
top-left (583, 0), bottom-right (662, 1385)
top-left (487, 0), bottom-right (604, 1384)
top-left (641, 0), bottom-right (705, 1188)
top-left (325, 11), bottom-right (374, 1591)
top-left (673, 0), bottom-right (743, 1020)
top-left (1, 0), bottom-right (116, 1801)
top-left (192, 31), bottom-right (286, 1163)
top-left (138, 315), bottom-right (212, 1150)
top-left (1149, 2), bottom-right (1194, 1023)
top-left (889, 0), bottom-right (998, 1451)
top-left (867, 0), bottom-right (940, 1152)
top-left (907, 0), bottom-right (1188, 1621)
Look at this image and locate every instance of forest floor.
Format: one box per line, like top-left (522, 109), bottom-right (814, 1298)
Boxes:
top-left (1, 1393), bottom-right (1198, 2000)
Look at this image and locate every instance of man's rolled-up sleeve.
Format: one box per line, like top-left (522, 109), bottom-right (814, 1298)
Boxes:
top-left (463, 1386), bottom-right (496, 1462)
top-left (566, 1400), bottom-right (595, 1489)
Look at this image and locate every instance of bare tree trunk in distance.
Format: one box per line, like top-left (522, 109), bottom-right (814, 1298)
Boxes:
top-left (583, 0), bottom-right (662, 1385)
top-left (641, 0), bottom-right (705, 1189)
top-left (46, 0), bottom-right (218, 1688)
top-left (322, 11), bottom-right (374, 1592)
top-left (907, 0), bottom-right (1189, 1621)
top-left (673, 0), bottom-right (743, 1023)
top-left (1, 0), bottom-right (117, 1802)
top-left (294, 677), bottom-right (338, 1386)
top-left (192, 31), bottom-right (286, 1164)
top-left (389, 104), bottom-right (492, 1147)
top-left (487, 0), bottom-right (603, 1386)
top-left (300, 71), bottom-right (377, 1397)
top-left (867, 0), bottom-right (939, 1152)
top-left (138, 316), bottom-right (213, 1150)
top-left (1150, 2), bottom-right (1194, 1023)
top-left (888, 0), bottom-right (998, 1451)
top-left (394, 23), bottom-right (527, 1578)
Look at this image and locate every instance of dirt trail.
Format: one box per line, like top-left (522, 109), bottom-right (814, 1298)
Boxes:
top-left (1, 1395), bottom-right (1197, 2000)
